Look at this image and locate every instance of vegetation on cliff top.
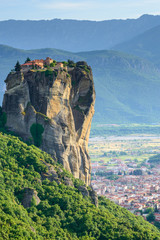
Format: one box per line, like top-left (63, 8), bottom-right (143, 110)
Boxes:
top-left (0, 130), bottom-right (160, 239)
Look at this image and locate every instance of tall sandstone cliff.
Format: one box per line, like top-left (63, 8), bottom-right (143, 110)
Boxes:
top-left (2, 61), bottom-right (95, 185)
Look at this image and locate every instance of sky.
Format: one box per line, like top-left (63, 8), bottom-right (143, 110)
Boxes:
top-left (1, 0), bottom-right (160, 21)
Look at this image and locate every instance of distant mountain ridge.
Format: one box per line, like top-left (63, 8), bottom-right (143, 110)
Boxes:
top-left (2, 15), bottom-right (160, 123)
top-left (1, 14), bottom-right (160, 51)
top-left (1, 45), bottom-right (160, 123)
top-left (113, 24), bottom-right (160, 66)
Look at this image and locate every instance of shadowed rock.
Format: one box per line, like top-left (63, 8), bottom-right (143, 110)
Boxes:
top-left (78, 185), bottom-right (98, 207)
top-left (89, 187), bottom-right (98, 207)
top-left (78, 185), bottom-right (89, 197)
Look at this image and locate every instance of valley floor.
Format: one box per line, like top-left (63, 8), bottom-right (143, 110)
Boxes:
top-left (89, 127), bottom-right (160, 228)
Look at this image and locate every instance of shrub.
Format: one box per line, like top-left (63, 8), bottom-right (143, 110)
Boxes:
top-left (79, 65), bottom-right (90, 73)
top-left (68, 60), bottom-right (76, 67)
top-left (30, 123), bottom-right (44, 147)
top-left (147, 212), bottom-right (155, 222)
top-left (45, 69), bottom-right (53, 76)
top-left (50, 62), bottom-right (56, 67)
top-left (54, 71), bottom-right (58, 77)
top-left (0, 107), bottom-right (7, 128)
top-left (62, 61), bottom-right (68, 67)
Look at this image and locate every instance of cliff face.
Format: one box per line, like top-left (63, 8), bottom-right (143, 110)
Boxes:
top-left (2, 62), bottom-right (95, 185)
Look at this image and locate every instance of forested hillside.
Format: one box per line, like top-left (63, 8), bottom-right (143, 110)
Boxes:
top-left (0, 130), bottom-right (160, 239)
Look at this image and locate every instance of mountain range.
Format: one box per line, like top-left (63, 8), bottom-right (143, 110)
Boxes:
top-left (114, 24), bottom-right (160, 66)
top-left (1, 15), bottom-right (160, 123)
top-left (1, 14), bottom-right (160, 52)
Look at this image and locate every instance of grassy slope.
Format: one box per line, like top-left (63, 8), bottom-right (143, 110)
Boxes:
top-left (1, 45), bottom-right (160, 123)
top-left (0, 131), bottom-right (160, 239)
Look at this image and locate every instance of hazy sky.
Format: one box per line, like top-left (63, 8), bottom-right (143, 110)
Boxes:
top-left (1, 0), bottom-right (160, 21)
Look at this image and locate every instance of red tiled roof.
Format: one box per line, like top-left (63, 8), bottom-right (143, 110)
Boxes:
top-left (21, 61), bottom-right (43, 67)
top-left (21, 62), bottom-right (33, 66)
top-left (21, 57), bottom-right (55, 67)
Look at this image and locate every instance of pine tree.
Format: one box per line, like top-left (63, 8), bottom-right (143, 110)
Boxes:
top-left (15, 61), bottom-right (21, 72)
top-left (25, 57), bottom-right (31, 63)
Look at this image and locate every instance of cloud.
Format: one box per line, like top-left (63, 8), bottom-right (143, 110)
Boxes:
top-left (41, 2), bottom-right (89, 10)
top-left (1, 0), bottom-right (160, 21)
top-left (40, 0), bottom-right (160, 13)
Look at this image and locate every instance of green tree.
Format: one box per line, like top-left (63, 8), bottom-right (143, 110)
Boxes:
top-left (68, 59), bottom-right (75, 67)
top-left (155, 204), bottom-right (158, 213)
top-left (25, 57), bottom-right (31, 63)
top-left (30, 123), bottom-right (44, 147)
top-left (15, 61), bottom-right (21, 72)
top-left (0, 106), bottom-right (7, 128)
top-left (50, 62), bottom-right (56, 67)
top-left (147, 212), bottom-right (155, 222)
top-left (62, 61), bottom-right (68, 67)
top-left (144, 207), bottom-right (154, 214)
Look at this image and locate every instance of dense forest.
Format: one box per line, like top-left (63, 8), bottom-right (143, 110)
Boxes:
top-left (0, 128), bottom-right (160, 239)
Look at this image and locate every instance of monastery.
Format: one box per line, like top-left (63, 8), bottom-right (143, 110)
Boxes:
top-left (21, 57), bottom-right (63, 71)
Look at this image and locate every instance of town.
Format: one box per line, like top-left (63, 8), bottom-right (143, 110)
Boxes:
top-left (89, 133), bottom-right (160, 227)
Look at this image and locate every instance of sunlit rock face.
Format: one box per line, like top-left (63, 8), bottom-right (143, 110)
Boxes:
top-left (2, 61), bottom-right (95, 185)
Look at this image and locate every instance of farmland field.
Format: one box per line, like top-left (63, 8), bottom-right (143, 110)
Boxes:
top-left (89, 124), bottom-right (160, 165)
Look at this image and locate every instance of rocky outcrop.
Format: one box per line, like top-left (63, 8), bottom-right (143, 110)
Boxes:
top-left (41, 163), bottom-right (61, 184)
top-left (89, 187), bottom-right (98, 207)
top-left (41, 162), bottom-right (97, 206)
top-left (2, 61), bottom-right (95, 185)
top-left (78, 185), bottom-right (89, 197)
top-left (78, 185), bottom-right (98, 207)
top-left (22, 188), bottom-right (41, 208)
